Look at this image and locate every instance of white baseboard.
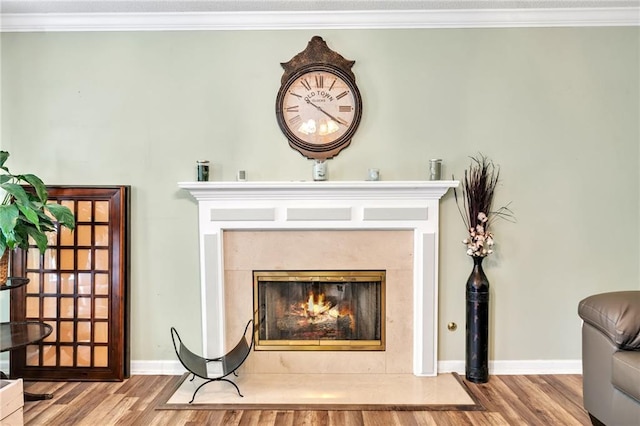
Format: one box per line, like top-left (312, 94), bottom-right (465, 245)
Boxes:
top-left (130, 360), bottom-right (185, 376)
top-left (2, 359), bottom-right (188, 376)
top-left (438, 359), bottom-right (582, 375)
top-left (2, 359), bottom-right (583, 376)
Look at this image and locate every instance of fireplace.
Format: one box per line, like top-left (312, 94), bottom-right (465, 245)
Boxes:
top-left (254, 270), bottom-right (385, 351)
top-left (178, 180), bottom-right (457, 376)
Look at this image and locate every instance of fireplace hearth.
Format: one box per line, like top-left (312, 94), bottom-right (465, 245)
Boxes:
top-left (254, 270), bottom-right (385, 351)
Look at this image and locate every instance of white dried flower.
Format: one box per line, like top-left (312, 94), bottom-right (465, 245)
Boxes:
top-left (462, 216), bottom-right (497, 257)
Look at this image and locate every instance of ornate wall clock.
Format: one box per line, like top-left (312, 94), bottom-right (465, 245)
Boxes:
top-left (276, 36), bottom-right (363, 160)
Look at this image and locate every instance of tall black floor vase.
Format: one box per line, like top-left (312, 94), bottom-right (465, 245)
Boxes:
top-left (465, 256), bottom-right (490, 383)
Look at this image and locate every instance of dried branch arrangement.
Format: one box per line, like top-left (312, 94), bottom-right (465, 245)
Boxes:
top-left (454, 154), bottom-right (514, 257)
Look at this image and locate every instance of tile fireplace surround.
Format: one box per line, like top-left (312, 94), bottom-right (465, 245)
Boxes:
top-left (179, 180), bottom-right (457, 376)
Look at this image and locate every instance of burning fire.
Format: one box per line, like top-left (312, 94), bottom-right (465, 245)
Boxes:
top-left (286, 290), bottom-right (354, 333)
top-left (304, 292), bottom-right (339, 318)
top-left (274, 289), bottom-right (357, 337)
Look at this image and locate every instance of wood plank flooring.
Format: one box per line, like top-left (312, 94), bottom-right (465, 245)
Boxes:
top-left (22, 374), bottom-right (591, 425)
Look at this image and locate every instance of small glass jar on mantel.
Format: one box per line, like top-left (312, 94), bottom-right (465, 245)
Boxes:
top-left (196, 160), bottom-right (210, 182)
top-left (313, 160), bottom-right (327, 181)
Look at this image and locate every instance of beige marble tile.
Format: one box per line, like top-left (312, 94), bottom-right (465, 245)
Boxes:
top-left (223, 230), bottom-right (415, 375)
top-left (246, 351), bottom-right (387, 375)
top-left (223, 270), bottom-right (254, 349)
top-left (167, 373), bottom-right (475, 406)
top-left (223, 230), bottom-right (413, 271)
top-left (384, 268), bottom-right (414, 374)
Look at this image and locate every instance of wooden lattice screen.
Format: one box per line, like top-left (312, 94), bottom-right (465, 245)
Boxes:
top-left (10, 186), bottom-right (130, 381)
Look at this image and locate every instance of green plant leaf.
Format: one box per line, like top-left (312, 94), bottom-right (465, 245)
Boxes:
top-left (12, 223), bottom-right (31, 250)
top-left (30, 212), bottom-right (55, 232)
top-left (0, 204), bottom-right (19, 249)
top-left (1, 182), bottom-right (31, 206)
top-left (0, 151), bottom-right (9, 169)
top-left (25, 226), bottom-right (48, 253)
top-left (0, 203), bottom-right (19, 235)
top-left (21, 174), bottom-right (48, 203)
top-left (45, 203), bottom-right (76, 230)
top-left (0, 175), bottom-right (12, 185)
top-left (0, 239), bottom-right (7, 258)
top-left (17, 203), bottom-right (41, 230)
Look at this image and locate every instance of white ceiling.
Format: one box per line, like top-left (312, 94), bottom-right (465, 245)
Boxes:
top-left (2, 1), bottom-right (638, 14)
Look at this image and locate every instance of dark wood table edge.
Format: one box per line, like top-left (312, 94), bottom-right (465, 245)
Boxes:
top-left (1, 277), bottom-right (54, 400)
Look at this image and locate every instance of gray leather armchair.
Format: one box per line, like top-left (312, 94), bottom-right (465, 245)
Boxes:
top-left (578, 291), bottom-right (640, 426)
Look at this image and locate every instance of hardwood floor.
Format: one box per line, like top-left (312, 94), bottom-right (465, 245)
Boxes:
top-left (22, 374), bottom-right (591, 425)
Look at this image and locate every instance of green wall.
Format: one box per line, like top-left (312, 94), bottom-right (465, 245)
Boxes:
top-left (1, 27), bottom-right (638, 365)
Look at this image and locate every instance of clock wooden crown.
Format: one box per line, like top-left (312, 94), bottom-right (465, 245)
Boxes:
top-left (280, 36), bottom-right (356, 84)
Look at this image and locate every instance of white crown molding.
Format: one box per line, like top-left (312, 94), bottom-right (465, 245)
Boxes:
top-left (1, 7), bottom-right (638, 32)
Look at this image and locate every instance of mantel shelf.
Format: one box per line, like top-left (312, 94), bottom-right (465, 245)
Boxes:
top-left (178, 180), bottom-right (459, 201)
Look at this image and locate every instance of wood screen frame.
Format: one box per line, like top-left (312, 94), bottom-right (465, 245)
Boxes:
top-left (10, 186), bottom-right (130, 381)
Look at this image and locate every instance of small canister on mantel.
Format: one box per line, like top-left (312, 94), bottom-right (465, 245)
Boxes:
top-left (196, 160), bottom-right (210, 182)
top-left (429, 159), bottom-right (442, 181)
top-left (313, 160), bottom-right (327, 181)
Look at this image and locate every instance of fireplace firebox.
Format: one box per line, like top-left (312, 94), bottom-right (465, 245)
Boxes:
top-left (253, 271), bottom-right (385, 351)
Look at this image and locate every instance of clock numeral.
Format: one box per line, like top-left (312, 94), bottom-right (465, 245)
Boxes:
top-left (289, 91), bottom-right (302, 98)
top-left (337, 117), bottom-right (349, 126)
top-left (289, 115), bottom-right (302, 126)
top-left (286, 105), bottom-right (299, 112)
top-left (339, 106), bottom-right (352, 113)
top-left (315, 74), bottom-right (324, 89)
top-left (301, 79), bottom-right (312, 91)
top-left (336, 91), bottom-right (349, 100)
top-left (328, 78), bottom-right (337, 91)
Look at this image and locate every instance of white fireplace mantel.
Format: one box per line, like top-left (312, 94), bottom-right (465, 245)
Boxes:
top-left (179, 180), bottom-right (458, 376)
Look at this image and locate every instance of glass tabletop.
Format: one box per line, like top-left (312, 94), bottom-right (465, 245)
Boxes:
top-left (0, 321), bottom-right (53, 352)
top-left (0, 277), bottom-right (30, 291)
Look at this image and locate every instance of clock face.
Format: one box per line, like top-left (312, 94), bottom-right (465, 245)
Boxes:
top-left (276, 65), bottom-right (362, 159)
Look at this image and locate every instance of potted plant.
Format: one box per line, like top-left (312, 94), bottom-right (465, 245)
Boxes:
top-left (0, 150), bottom-right (75, 283)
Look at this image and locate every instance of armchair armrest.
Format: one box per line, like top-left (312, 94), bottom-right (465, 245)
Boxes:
top-left (578, 291), bottom-right (640, 351)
